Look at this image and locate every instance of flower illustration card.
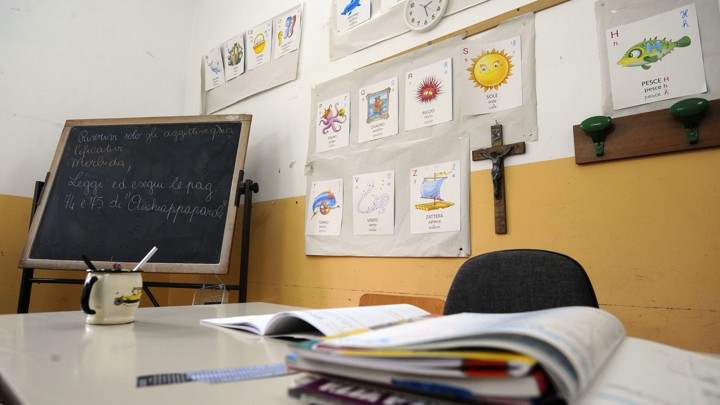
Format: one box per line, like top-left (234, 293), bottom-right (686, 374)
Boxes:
top-left (316, 93), bottom-right (351, 153)
top-left (245, 20), bottom-right (273, 71)
top-left (358, 77), bottom-right (399, 143)
top-left (409, 160), bottom-right (460, 234)
top-left (352, 171), bottom-right (394, 235)
top-left (273, 6), bottom-right (302, 59)
top-left (223, 34), bottom-right (245, 81)
top-left (306, 178), bottom-right (344, 236)
top-left (605, 3), bottom-right (706, 110)
top-left (336, 0), bottom-right (371, 33)
top-left (459, 36), bottom-right (523, 115)
top-left (204, 46), bottom-right (225, 91)
top-left (404, 58), bottom-right (453, 131)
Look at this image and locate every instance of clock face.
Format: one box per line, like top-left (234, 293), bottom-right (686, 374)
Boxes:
top-left (404, 0), bottom-right (448, 32)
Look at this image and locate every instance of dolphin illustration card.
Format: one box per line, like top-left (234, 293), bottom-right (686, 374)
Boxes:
top-left (306, 178), bottom-right (344, 236)
top-left (352, 171), bottom-right (395, 235)
top-left (245, 20), bottom-right (273, 71)
top-left (316, 93), bottom-right (351, 153)
top-left (336, 0), bottom-right (371, 33)
top-left (606, 3), bottom-right (706, 110)
top-left (410, 160), bottom-right (460, 234)
top-left (273, 6), bottom-right (302, 59)
top-left (203, 46), bottom-right (225, 91)
top-left (404, 58), bottom-right (453, 131)
top-left (222, 34), bottom-right (245, 81)
top-left (459, 36), bottom-right (523, 115)
top-left (358, 77), bottom-right (399, 143)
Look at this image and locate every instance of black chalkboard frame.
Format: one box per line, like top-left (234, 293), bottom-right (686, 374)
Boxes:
top-left (18, 114), bottom-right (252, 274)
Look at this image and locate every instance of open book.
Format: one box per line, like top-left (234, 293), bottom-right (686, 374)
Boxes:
top-left (200, 304), bottom-right (430, 339)
top-left (286, 306), bottom-right (720, 404)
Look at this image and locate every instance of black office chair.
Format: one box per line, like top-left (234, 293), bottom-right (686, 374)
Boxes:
top-left (444, 249), bottom-right (599, 315)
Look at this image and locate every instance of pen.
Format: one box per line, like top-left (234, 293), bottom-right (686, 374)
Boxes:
top-left (133, 246), bottom-right (158, 271)
top-left (82, 255), bottom-right (98, 271)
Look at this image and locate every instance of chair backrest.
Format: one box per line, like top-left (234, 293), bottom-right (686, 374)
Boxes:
top-left (443, 249), bottom-right (598, 315)
top-left (359, 293), bottom-right (446, 315)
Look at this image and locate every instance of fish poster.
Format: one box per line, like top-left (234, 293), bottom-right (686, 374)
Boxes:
top-left (409, 160), bottom-right (460, 234)
top-left (245, 20), bottom-right (273, 71)
top-left (352, 171), bottom-right (395, 235)
top-left (316, 93), bottom-right (351, 153)
top-left (606, 3), bottom-right (706, 110)
top-left (273, 6), bottom-right (302, 59)
top-left (306, 178), bottom-right (344, 236)
top-left (459, 36), bottom-right (523, 115)
top-left (336, 0), bottom-right (371, 33)
top-left (404, 58), bottom-right (454, 131)
top-left (358, 77), bottom-right (399, 143)
top-left (204, 46), bottom-right (226, 91)
top-left (222, 34), bottom-right (245, 82)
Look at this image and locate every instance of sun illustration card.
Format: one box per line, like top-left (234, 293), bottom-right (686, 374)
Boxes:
top-left (410, 160), bottom-right (460, 234)
top-left (459, 36), bottom-right (523, 115)
top-left (606, 3), bottom-right (706, 110)
top-left (352, 171), bottom-right (394, 235)
top-left (358, 77), bottom-right (399, 143)
top-left (336, 0), bottom-right (371, 33)
top-left (204, 46), bottom-right (225, 91)
top-left (316, 93), bottom-right (351, 153)
top-left (223, 34), bottom-right (245, 82)
top-left (306, 178), bottom-right (344, 236)
top-left (404, 58), bottom-right (453, 131)
top-left (273, 6), bottom-right (302, 59)
top-left (245, 20), bottom-right (273, 71)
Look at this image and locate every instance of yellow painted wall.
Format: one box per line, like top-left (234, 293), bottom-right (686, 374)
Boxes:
top-left (1, 150), bottom-right (718, 353)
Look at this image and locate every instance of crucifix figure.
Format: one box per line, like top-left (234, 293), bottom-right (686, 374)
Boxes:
top-left (472, 124), bottom-right (526, 234)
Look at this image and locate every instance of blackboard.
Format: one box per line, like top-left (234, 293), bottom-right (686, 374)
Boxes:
top-left (19, 115), bottom-right (251, 274)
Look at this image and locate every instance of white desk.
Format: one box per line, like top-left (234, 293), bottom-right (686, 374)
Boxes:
top-left (0, 303), bottom-right (303, 405)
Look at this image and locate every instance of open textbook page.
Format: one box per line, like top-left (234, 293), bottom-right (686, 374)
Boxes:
top-left (201, 304), bottom-right (430, 339)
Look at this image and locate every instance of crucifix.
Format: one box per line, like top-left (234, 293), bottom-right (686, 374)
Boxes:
top-left (472, 124), bottom-right (526, 234)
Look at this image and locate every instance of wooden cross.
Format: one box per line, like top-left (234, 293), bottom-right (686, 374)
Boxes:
top-left (472, 124), bottom-right (525, 234)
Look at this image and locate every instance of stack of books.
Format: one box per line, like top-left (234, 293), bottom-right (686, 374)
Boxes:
top-left (202, 304), bottom-right (720, 404)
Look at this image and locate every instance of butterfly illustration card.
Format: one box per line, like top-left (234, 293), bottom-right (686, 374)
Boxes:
top-left (316, 93), bottom-right (351, 153)
top-left (273, 6), bottom-right (302, 59)
top-left (245, 20), bottom-right (273, 71)
top-left (409, 160), bottom-right (460, 234)
top-left (459, 36), bottom-right (523, 115)
top-left (222, 34), bottom-right (245, 82)
top-left (306, 178), bottom-right (344, 236)
top-left (606, 3), bottom-right (706, 110)
top-left (358, 77), bottom-right (399, 143)
top-left (204, 46), bottom-right (226, 91)
top-left (336, 0), bottom-right (372, 33)
top-left (352, 171), bottom-right (394, 235)
top-left (404, 58), bottom-right (453, 131)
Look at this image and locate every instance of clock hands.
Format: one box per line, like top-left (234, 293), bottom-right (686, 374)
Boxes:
top-left (421, 1), bottom-right (432, 17)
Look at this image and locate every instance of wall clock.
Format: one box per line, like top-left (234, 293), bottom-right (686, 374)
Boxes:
top-left (403, 0), bottom-right (448, 32)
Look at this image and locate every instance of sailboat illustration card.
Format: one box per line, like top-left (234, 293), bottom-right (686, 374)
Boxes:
top-left (605, 3), bottom-right (706, 110)
top-left (223, 34), bottom-right (245, 81)
top-left (409, 160), bottom-right (460, 234)
top-left (245, 20), bottom-right (273, 71)
top-left (273, 6), bottom-right (302, 59)
top-left (306, 178), bottom-right (344, 236)
top-left (404, 58), bottom-right (453, 131)
top-left (358, 77), bottom-right (399, 143)
top-left (203, 46), bottom-right (226, 91)
top-left (459, 36), bottom-right (523, 115)
top-left (336, 0), bottom-right (371, 33)
top-left (352, 171), bottom-right (394, 235)
top-left (316, 93), bottom-right (351, 153)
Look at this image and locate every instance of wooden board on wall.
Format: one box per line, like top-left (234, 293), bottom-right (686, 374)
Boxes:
top-left (19, 115), bottom-right (251, 274)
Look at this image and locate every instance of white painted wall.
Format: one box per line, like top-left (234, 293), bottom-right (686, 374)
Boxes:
top-left (0, 0), bottom-right (196, 197)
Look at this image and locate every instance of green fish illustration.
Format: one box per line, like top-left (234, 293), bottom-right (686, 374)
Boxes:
top-left (617, 36), bottom-right (691, 70)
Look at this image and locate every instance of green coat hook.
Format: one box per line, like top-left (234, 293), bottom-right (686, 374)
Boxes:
top-left (670, 98), bottom-right (708, 144)
top-left (580, 116), bottom-right (612, 157)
